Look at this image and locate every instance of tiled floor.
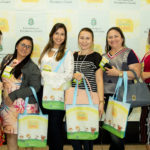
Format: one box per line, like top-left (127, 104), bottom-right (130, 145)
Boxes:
top-left (0, 145), bottom-right (147, 150)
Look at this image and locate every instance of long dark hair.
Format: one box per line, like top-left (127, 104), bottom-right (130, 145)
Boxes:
top-left (38, 23), bottom-right (67, 64)
top-left (105, 27), bottom-right (125, 53)
top-left (1, 36), bottom-right (33, 79)
top-left (0, 30), bottom-right (2, 36)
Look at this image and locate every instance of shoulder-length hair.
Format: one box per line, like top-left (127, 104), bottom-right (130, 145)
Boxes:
top-left (38, 23), bottom-right (67, 64)
top-left (105, 27), bottom-right (125, 53)
top-left (1, 36), bottom-right (33, 79)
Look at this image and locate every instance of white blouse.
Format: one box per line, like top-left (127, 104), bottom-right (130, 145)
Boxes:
top-left (40, 49), bottom-right (74, 89)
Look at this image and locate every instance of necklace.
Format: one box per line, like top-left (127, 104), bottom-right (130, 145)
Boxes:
top-left (51, 48), bottom-right (58, 52)
top-left (76, 52), bottom-right (88, 73)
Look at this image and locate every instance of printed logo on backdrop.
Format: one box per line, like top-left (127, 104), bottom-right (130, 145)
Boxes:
top-left (20, 17), bottom-right (42, 33)
top-left (85, 0), bottom-right (103, 2)
top-left (116, 19), bottom-right (134, 32)
top-left (31, 44), bottom-right (40, 58)
top-left (146, 0), bottom-right (150, 3)
top-left (28, 18), bottom-right (34, 26)
top-left (146, 44), bottom-right (150, 53)
top-left (21, 0), bottom-right (39, 2)
top-left (0, 18), bottom-right (9, 32)
top-left (53, 18), bottom-right (72, 32)
top-left (90, 18), bottom-right (104, 33)
top-left (112, 0), bottom-right (137, 4)
top-left (49, 0), bottom-right (73, 4)
top-left (0, 0), bottom-right (11, 3)
top-left (94, 44), bottom-right (102, 54)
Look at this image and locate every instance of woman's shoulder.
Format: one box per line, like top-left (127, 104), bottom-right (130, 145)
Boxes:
top-left (91, 51), bottom-right (102, 59)
top-left (23, 59), bottom-right (40, 71)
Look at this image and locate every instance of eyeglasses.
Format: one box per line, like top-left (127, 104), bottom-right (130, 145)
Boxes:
top-left (20, 43), bottom-right (32, 50)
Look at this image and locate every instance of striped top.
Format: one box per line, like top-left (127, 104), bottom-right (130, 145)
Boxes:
top-left (72, 51), bottom-right (102, 92)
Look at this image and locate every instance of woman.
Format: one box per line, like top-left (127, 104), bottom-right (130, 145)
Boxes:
top-left (103, 27), bottom-right (141, 150)
top-left (0, 36), bottom-right (41, 150)
top-left (38, 23), bottom-right (74, 150)
top-left (140, 29), bottom-right (150, 150)
top-left (70, 27), bottom-right (104, 150)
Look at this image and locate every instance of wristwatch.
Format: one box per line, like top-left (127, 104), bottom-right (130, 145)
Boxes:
top-left (119, 71), bottom-right (123, 77)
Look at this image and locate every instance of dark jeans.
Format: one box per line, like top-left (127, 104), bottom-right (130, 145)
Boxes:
top-left (37, 86), bottom-right (65, 150)
top-left (71, 140), bottom-right (93, 150)
top-left (104, 94), bottom-right (125, 150)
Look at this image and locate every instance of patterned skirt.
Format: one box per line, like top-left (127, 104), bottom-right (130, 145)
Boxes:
top-left (0, 98), bottom-right (38, 134)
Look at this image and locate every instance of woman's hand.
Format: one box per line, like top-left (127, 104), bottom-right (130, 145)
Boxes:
top-left (73, 72), bottom-right (83, 81)
top-left (105, 66), bottom-right (120, 76)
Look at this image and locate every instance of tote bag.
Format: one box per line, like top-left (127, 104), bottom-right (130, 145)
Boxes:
top-left (66, 78), bottom-right (99, 140)
top-left (42, 50), bottom-right (69, 110)
top-left (65, 77), bottom-right (99, 105)
top-left (18, 87), bottom-right (48, 147)
top-left (117, 70), bottom-right (150, 107)
top-left (103, 72), bottom-right (131, 139)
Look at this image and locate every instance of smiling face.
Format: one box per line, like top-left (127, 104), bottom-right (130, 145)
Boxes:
top-left (52, 28), bottom-right (66, 49)
top-left (78, 30), bottom-right (93, 51)
top-left (107, 29), bottom-right (124, 50)
top-left (16, 39), bottom-right (32, 60)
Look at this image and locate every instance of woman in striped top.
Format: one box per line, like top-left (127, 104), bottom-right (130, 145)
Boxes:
top-left (70, 27), bottom-right (104, 150)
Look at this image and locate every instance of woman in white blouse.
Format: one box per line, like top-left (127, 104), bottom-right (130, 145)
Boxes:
top-left (38, 23), bottom-right (74, 150)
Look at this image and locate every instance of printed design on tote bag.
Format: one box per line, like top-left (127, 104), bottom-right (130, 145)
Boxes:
top-left (66, 106), bottom-right (99, 140)
top-left (104, 100), bottom-right (128, 132)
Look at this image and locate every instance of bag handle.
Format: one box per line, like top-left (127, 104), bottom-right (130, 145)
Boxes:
top-left (83, 76), bottom-right (96, 99)
top-left (122, 71), bottom-right (128, 103)
top-left (114, 72), bottom-right (128, 103)
top-left (129, 69), bottom-right (140, 82)
top-left (23, 87), bottom-right (43, 115)
top-left (72, 78), bottom-right (93, 105)
top-left (54, 50), bottom-right (69, 72)
top-left (114, 76), bottom-right (123, 99)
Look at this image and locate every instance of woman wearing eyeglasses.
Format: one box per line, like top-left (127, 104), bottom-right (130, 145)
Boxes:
top-left (0, 36), bottom-right (41, 150)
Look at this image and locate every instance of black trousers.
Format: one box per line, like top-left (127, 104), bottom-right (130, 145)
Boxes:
top-left (70, 140), bottom-right (93, 150)
top-left (37, 86), bottom-right (65, 150)
top-left (104, 94), bottom-right (125, 150)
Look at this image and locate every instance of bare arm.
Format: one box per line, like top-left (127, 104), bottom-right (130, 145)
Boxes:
top-left (96, 68), bottom-right (104, 117)
top-left (105, 63), bottom-right (141, 80)
top-left (141, 72), bottom-right (150, 81)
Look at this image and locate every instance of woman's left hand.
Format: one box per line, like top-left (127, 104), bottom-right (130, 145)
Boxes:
top-left (105, 66), bottom-right (120, 76)
top-left (99, 103), bottom-right (104, 117)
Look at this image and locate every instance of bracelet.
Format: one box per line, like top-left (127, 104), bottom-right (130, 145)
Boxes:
top-left (99, 100), bottom-right (105, 104)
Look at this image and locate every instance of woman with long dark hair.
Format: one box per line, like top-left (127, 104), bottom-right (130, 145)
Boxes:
top-left (38, 23), bottom-right (74, 150)
top-left (0, 36), bottom-right (41, 150)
